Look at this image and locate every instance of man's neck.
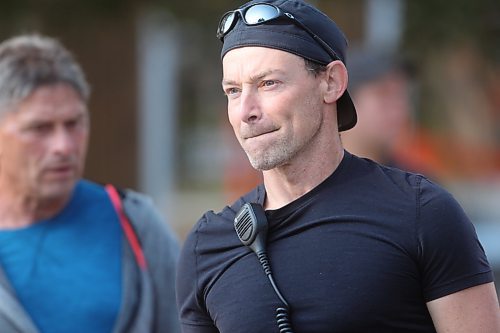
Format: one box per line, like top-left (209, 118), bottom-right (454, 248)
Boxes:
top-left (0, 191), bottom-right (69, 229)
top-left (262, 144), bottom-right (344, 210)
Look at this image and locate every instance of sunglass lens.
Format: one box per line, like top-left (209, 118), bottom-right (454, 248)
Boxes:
top-left (220, 12), bottom-right (236, 36)
top-left (245, 4), bottom-right (280, 25)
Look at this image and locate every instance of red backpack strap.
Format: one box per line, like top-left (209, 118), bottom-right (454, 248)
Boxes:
top-left (105, 184), bottom-right (148, 271)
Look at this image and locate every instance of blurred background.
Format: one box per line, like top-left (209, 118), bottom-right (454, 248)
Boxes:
top-left (1, 0), bottom-right (499, 292)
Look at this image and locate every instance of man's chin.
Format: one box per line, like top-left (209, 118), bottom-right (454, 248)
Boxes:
top-left (38, 180), bottom-right (77, 201)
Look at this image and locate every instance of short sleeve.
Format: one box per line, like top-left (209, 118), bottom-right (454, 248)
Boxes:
top-left (176, 218), bottom-right (219, 333)
top-left (416, 177), bottom-right (493, 301)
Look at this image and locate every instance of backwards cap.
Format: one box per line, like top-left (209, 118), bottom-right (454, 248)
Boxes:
top-left (220, 0), bottom-right (357, 131)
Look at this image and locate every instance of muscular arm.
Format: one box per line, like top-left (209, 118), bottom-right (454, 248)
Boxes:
top-left (427, 282), bottom-right (500, 333)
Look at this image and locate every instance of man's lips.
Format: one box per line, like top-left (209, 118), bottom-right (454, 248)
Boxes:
top-left (50, 166), bottom-right (72, 172)
top-left (45, 165), bottom-right (75, 176)
top-left (242, 128), bottom-right (279, 140)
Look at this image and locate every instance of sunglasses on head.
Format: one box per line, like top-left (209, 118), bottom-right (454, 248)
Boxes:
top-left (216, 2), bottom-right (339, 62)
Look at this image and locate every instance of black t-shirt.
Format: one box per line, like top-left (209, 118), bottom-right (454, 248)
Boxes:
top-left (176, 151), bottom-right (493, 333)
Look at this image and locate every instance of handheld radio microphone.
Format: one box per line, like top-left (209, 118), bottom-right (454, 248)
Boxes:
top-left (234, 203), bottom-right (294, 333)
top-left (234, 202), bottom-right (268, 254)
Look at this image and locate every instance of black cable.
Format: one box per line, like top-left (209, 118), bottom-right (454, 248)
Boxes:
top-left (257, 251), bottom-right (294, 333)
top-left (234, 203), bottom-right (295, 333)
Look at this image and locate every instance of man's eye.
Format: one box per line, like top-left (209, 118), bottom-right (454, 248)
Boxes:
top-left (261, 80), bottom-right (280, 88)
top-left (65, 118), bottom-right (84, 130)
top-left (225, 87), bottom-right (240, 96)
top-left (30, 124), bottom-right (51, 133)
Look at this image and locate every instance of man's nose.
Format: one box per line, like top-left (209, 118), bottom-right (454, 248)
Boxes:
top-left (239, 90), bottom-right (262, 124)
top-left (51, 128), bottom-right (75, 155)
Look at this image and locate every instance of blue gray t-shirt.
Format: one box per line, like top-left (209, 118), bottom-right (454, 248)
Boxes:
top-left (0, 180), bottom-right (122, 333)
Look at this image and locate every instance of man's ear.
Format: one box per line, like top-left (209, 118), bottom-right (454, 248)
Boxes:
top-left (323, 60), bottom-right (348, 104)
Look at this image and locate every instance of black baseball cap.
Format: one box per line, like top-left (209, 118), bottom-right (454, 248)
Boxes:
top-left (219, 0), bottom-right (357, 131)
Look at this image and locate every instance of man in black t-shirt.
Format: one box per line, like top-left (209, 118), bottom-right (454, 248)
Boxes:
top-left (176, 1), bottom-right (500, 332)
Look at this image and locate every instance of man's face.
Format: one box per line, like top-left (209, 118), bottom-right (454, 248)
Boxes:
top-left (222, 47), bottom-right (326, 170)
top-left (350, 70), bottom-right (411, 150)
top-left (0, 83), bottom-right (89, 202)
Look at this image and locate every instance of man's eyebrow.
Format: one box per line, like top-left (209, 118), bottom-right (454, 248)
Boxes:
top-left (222, 69), bottom-right (286, 86)
top-left (221, 78), bottom-right (238, 86)
top-left (249, 69), bottom-right (280, 83)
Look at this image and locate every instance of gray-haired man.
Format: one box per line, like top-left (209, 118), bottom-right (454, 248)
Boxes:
top-left (0, 34), bottom-right (180, 333)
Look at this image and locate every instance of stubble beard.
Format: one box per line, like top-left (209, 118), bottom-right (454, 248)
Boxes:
top-left (243, 135), bottom-right (295, 171)
top-left (242, 113), bottom-right (324, 171)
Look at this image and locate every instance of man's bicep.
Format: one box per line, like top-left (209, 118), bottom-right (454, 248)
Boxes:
top-left (176, 220), bottom-right (219, 331)
top-left (427, 282), bottom-right (500, 333)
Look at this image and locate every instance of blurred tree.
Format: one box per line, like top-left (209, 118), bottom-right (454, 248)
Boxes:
top-left (403, 0), bottom-right (500, 180)
top-left (405, 0), bottom-right (500, 62)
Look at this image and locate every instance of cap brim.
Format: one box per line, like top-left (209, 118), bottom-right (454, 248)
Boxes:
top-left (337, 90), bottom-right (357, 131)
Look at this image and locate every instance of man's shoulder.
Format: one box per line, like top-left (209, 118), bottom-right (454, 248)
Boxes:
top-left (340, 154), bottom-right (457, 214)
top-left (199, 185), bottom-right (262, 227)
top-left (117, 186), bottom-right (179, 253)
top-left (177, 187), bottom-right (263, 296)
top-left (121, 187), bottom-right (154, 208)
top-left (77, 179), bottom-right (155, 213)
top-left (182, 185), bottom-right (262, 254)
top-left (75, 180), bottom-right (157, 214)
top-left (350, 154), bottom-right (437, 192)
top-left (118, 187), bottom-right (164, 227)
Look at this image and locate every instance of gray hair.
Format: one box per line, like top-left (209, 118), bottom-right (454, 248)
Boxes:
top-left (0, 34), bottom-right (90, 114)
